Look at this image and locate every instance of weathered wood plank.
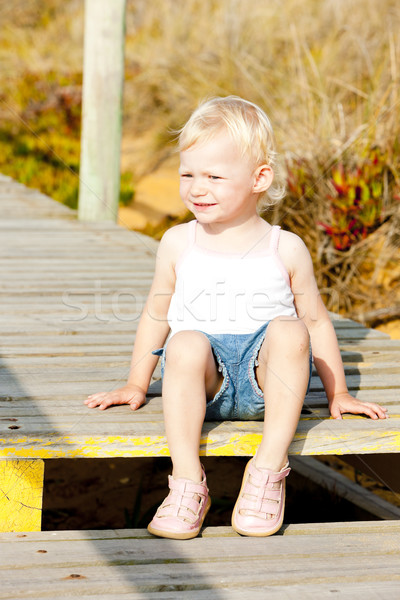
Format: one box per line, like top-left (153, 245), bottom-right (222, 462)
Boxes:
top-left (1, 520), bottom-right (399, 541)
top-left (0, 585), bottom-right (399, 600)
top-left (0, 229), bottom-right (157, 247)
top-left (1, 409), bottom-right (399, 434)
top-left (0, 347), bottom-right (134, 358)
top-left (1, 399), bottom-right (398, 419)
top-left (0, 524), bottom-right (399, 598)
top-left (0, 337), bottom-right (398, 357)
top-left (2, 359), bottom-right (400, 377)
top-left (1, 372), bottom-right (398, 392)
top-left (0, 333), bottom-right (137, 346)
top-left (0, 390), bottom-right (396, 413)
top-left (2, 531), bottom-right (400, 566)
top-left (0, 323), bottom-right (140, 334)
top-left (305, 388), bottom-right (400, 406)
top-left (1, 414), bottom-right (399, 458)
top-left (0, 557), bottom-right (398, 598)
top-left (0, 280), bottom-right (153, 291)
top-left (337, 339), bottom-right (400, 350)
top-left (0, 321), bottom-right (391, 340)
top-left (0, 584), bottom-right (398, 600)
top-left (0, 266), bottom-right (155, 277)
top-left (0, 355), bottom-right (133, 368)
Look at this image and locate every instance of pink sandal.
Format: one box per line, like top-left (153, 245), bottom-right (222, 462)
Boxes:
top-left (232, 458), bottom-right (290, 537)
top-left (147, 467), bottom-right (211, 540)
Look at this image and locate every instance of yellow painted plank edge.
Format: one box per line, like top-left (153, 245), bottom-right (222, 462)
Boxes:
top-left (1, 427), bottom-right (400, 458)
top-left (0, 459), bottom-right (44, 532)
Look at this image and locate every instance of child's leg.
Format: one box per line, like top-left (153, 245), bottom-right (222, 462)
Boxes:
top-left (255, 316), bottom-right (310, 471)
top-left (162, 330), bottom-right (221, 482)
top-left (232, 317), bottom-right (309, 537)
top-left (148, 331), bottom-right (220, 539)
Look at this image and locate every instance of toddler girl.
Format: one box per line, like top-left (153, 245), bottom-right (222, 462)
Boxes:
top-left (86, 96), bottom-right (387, 539)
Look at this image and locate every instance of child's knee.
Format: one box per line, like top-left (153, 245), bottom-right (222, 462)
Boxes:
top-left (165, 331), bottom-right (212, 369)
top-left (266, 317), bottom-right (310, 355)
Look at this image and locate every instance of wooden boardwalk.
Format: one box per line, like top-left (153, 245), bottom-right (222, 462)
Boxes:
top-left (1, 175), bottom-right (400, 598)
top-left (1, 173), bottom-right (400, 532)
top-left (1, 522), bottom-right (400, 599)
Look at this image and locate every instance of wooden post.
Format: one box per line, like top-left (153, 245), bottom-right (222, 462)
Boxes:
top-left (78, 0), bottom-right (126, 222)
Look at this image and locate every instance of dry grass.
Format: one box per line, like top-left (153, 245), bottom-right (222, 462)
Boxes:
top-left (1, 0), bottom-right (399, 321)
top-left (123, 0), bottom-right (400, 158)
top-left (2, 1), bottom-right (399, 159)
top-left (122, 0), bottom-right (400, 319)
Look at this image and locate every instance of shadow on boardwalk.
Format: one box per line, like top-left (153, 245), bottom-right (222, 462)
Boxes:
top-left (0, 175), bottom-right (228, 598)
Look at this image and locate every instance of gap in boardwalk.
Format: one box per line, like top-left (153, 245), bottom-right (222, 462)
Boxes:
top-left (42, 456), bottom-right (377, 530)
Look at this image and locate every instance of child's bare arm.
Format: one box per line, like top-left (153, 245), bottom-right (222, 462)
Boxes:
top-left (305, 308), bottom-right (387, 419)
top-left (85, 227), bottom-right (183, 411)
top-left (85, 301), bottom-right (171, 411)
top-left (280, 232), bottom-right (388, 420)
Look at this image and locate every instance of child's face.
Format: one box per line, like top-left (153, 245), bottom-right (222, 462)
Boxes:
top-left (179, 130), bottom-right (271, 227)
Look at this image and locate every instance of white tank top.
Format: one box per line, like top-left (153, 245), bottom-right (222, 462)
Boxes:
top-left (167, 220), bottom-right (297, 336)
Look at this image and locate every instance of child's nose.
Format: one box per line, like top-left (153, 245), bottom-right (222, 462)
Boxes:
top-left (190, 178), bottom-right (207, 197)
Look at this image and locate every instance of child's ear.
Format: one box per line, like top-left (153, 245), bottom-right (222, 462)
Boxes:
top-left (253, 164), bottom-right (274, 193)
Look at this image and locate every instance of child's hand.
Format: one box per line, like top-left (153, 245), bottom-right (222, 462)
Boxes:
top-left (85, 384), bottom-right (146, 411)
top-left (329, 392), bottom-right (388, 420)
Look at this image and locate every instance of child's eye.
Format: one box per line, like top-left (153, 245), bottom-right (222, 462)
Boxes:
top-left (180, 173), bottom-right (192, 178)
top-left (209, 175), bottom-right (221, 180)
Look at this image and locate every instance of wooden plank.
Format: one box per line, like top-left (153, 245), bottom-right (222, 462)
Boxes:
top-left (1, 371), bottom-right (399, 392)
top-left (1, 277), bottom-right (154, 287)
top-left (0, 355), bottom-right (133, 368)
top-left (2, 532), bottom-right (400, 567)
top-left (2, 359), bottom-right (400, 376)
top-left (1, 390), bottom-right (397, 409)
top-left (1, 520), bottom-right (399, 541)
top-left (0, 584), bottom-right (398, 600)
top-left (24, 521), bottom-right (400, 541)
top-left (0, 396), bottom-right (398, 416)
top-left (1, 413), bottom-right (400, 458)
top-left (0, 244), bottom-right (156, 255)
top-left (0, 266), bottom-right (155, 276)
top-left (0, 557), bottom-right (398, 598)
top-left (0, 381), bottom-right (398, 408)
top-left (0, 586), bottom-right (398, 600)
top-left (1, 409), bottom-right (399, 434)
top-left (0, 321), bottom-right (391, 339)
top-left (0, 336), bottom-right (398, 352)
top-left (1, 586), bottom-right (398, 600)
top-left (0, 279), bottom-right (153, 289)
top-left (0, 333), bottom-right (138, 345)
top-left (304, 389), bottom-right (400, 408)
top-left (2, 358), bottom-right (395, 376)
top-left (309, 372), bottom-right (400, 390)
top-left (2, 399), bottom-right (396, 419)
top-left (0, 346), bottom-right (134, 357)
top-left (0, 323), bottom-right (139, 334)
top-left (0, 524), bottom-right (399, 598)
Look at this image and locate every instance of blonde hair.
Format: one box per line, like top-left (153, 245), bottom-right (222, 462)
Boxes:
top-left (178, 96), bottom-right (286, 210)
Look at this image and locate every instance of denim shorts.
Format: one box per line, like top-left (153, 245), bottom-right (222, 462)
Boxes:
top-left (153, 322), bottom-right (312, 421)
